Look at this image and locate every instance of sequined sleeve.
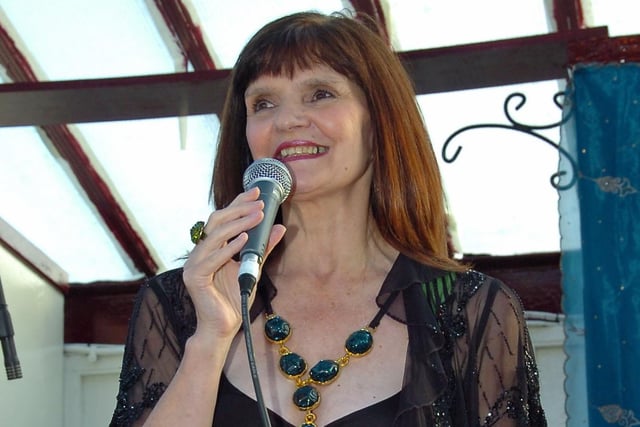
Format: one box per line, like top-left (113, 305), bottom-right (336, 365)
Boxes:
top-left (382, 265), bottom-right (547, 426)
top-left (110, 269), bottom-right (196, 427)
top-left (452, 272), bottom-right (546, 426)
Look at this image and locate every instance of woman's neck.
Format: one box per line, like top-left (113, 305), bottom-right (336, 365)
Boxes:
top-left (267, 203), bottom-right (396, 292)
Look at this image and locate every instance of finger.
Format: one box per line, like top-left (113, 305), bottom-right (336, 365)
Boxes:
top-left (188, 209), bottom-right (262, 266)
top-left (190, 223), bottom-right (284, 289)
top-left (184, 232), bottom-right (249, 281)
top-left (203, 206), bottom-right (263, 246)
top-left (263, 224), bottom-right (287, 259)
top-left (190, 195), bottom-right (261, 249)
top-left (202, 189), bottom-right (262, 234)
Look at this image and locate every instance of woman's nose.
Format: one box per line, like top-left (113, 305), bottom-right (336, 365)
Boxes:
top-left (275, 104), bottom-right (310, 131)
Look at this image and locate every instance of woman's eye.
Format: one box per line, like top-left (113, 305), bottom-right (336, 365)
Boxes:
top-left (311, 89), bottom-right (334, 101)
top-left (252, 99), bottom-right (273, 112)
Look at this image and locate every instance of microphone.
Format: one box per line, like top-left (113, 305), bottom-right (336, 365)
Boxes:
top-left (238, 158), bottom-right (292, 295)
top-left (0, 276), bottom-right (22, 380)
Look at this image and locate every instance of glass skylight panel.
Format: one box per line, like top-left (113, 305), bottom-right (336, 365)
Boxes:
top-left (0, 127), bottom-right (136, 282)
top-left (77, 115), bottom-right (218, 273)
top-left (1, 0), bottom-right (175, 80)
top-left (191, 0), bottom-right (348, 68)
top-left (388, 0), bottom-right (551, 51)
top-left (419, 80), bottom-right (563, 256)
top-left (585, 0), bottom-right (640, 36)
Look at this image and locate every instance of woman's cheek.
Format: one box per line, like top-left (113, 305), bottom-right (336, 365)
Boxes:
top-left (245, 121), bottom-right (267, 158)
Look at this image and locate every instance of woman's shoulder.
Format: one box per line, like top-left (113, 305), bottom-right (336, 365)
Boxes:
top-left (452, 268), bottom-right (526, 316)
top-left (147, 267), bottom-right (194, 304)
top-left (146, 267), bottom-right (186, 289)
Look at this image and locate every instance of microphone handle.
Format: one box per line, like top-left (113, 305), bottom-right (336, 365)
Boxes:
top-left (238, 180), bottom-right (283, 294)
top-left (240, 180), bottom-right (283, 262)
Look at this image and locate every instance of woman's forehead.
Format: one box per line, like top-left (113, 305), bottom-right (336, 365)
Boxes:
top-left (245, 65), bottom-right (352, 93)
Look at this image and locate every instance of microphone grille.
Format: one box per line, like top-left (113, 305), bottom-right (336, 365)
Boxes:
top-left (242, 158), bottom-right (293, 201)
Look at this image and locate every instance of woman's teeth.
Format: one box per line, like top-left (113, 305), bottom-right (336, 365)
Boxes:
top-left (279, 146), bottom-right (327, 158)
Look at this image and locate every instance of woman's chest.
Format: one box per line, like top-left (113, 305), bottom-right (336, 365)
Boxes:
top-left (224, 313), bottom-right (408, 426)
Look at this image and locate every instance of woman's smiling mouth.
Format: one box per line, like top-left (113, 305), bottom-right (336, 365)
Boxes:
top-left (278, 145), bottom-right (328, 159)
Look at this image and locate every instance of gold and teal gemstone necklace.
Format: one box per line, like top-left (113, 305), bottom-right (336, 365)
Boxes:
top-left (263, 290), bottom-right (400, 427)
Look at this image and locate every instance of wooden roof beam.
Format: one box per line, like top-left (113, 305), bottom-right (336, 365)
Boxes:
top-left (0, 27), bottom-right (608, 127)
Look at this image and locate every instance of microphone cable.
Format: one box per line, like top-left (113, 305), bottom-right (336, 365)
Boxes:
top-left (236, 158), bottom-right (291, 427)
top-left (240, 275), bottom-right (272, 427)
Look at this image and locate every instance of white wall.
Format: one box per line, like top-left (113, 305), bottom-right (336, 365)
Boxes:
top-left (529, 319), bottom-right (567, 427)
top-left (64, 344), bottom-right (123, 427)
top-left (0, 245), bottom-right (65, 427)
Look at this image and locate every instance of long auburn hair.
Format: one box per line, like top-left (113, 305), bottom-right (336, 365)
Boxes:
top-left (212, 11), bottom-right (463, 271)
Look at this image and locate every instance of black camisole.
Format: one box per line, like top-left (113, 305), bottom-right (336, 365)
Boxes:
top-left (213, 373), bottom-right (400, 426)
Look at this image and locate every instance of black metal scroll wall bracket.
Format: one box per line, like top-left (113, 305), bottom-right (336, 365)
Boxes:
top-left (441, 91), bottom-right (578, 191)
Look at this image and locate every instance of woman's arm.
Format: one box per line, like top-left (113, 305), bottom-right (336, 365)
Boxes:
top-left (141, 328), bottom-right (234, 427)
top-left (111, 188), bottom-right (286, 426)
top-left (460, 275), bottom-right (547, 426)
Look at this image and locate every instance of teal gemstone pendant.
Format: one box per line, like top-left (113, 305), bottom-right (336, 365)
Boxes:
top-left (280, 352), bottom-right (307, 377)
top-left (293, 385), bottom-right (320, 410)
top-left (265, 315), bottom-right (291, 343)
top-left (309, 359), bottom-right (340, 384)
top-left (345, 328), bottom-right (374, 356)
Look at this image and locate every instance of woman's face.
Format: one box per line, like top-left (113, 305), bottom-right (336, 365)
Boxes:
top-left (244, 64), bottom-right (374, 200)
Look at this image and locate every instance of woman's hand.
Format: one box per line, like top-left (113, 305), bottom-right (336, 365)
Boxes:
top-left (182, 187), bottom-right (286, 342)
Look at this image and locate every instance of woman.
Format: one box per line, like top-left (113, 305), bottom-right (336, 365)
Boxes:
top-left (111, 11), bottom-right (546, 427)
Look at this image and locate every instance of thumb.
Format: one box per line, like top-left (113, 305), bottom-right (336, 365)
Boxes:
top-left (264, 224), bottom-right (286, 259)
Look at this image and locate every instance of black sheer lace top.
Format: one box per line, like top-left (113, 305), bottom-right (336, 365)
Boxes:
top-left (110, 253), bottom-right (547, 426)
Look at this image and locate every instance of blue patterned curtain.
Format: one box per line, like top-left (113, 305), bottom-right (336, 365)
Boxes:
top-left (560, 62), bottom-right (640, 426)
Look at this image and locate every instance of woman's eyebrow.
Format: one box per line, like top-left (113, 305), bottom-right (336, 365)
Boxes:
top-left (298, 76), bottom-right (343, 88)
top-left (244, 85), bottom-right (273, 98)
